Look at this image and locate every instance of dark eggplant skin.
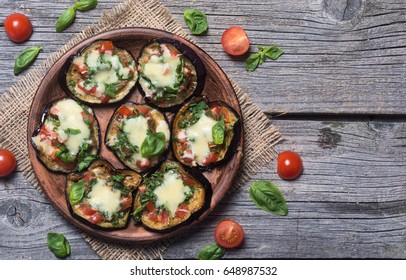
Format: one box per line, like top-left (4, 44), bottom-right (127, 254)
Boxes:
top-left (137, 37), bottom-right (206, 112)
top-left (104, 102), bottom-right (171, 175)
top-left (60, 40), bottom-right (138, 106)
top-left (31, 97), bottom-right (101, 174)
top-left (66, 159), bottom-right (142, 230)
top-left (132, 160), bottom-right (212, 233)
top-left (171, 96), bottom-right (241, 171)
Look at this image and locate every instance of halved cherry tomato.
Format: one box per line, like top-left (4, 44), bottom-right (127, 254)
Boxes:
top-left (4, 13), bottom-right (33, 43)
top-left (121, 197), bottom-right (132, 210)
top-left (277, 150), bottom-right (303, 180)
top-left (89, 212), bottom-right (104, 224)
top-left (214, 219), bottom-right (244, 249)
top-left (0, 149), bottom-right (17, 177)
top-left (145, 201), bottom-right (156, 213)
top-left (221, 26), bottom-right (250, 56)
top-left (101, 95), bottom-right (110, 104)
top-left (79, 204), bottom-right (97, 216)
top-left (136, 106), bottom-right (150, 116)
top-left (180, 173), bottom-right (195, 187)
top-left (175, 203), bottom-right (190, 218)
top-left (118, 105), bottom-right (133, 117)
top-left (100, 41), bottom-right (114, 53)
top-left (203, 152), bottom-right (218, 165)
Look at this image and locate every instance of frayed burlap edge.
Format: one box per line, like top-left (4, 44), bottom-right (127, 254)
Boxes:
top-left (0, 0), bottom-right (281, 260)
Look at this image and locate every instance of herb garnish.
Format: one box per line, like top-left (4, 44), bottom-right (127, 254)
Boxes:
top-left (245, 45), bottom-right (284, 72)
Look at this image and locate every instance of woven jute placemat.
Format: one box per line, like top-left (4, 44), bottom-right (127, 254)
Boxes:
top-left (0, 0), bottom-right (281, 259)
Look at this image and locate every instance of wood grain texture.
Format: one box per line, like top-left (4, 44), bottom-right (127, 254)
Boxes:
top-left (1, 0), bottom-right (406, 259)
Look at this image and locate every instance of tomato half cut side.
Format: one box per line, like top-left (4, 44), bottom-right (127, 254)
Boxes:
top-left (214, 219), bottom-right (244, 249)
top-left (221, 26), bottom-right (250, 56)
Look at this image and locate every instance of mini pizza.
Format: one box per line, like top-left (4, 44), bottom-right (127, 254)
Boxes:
top-left (66, 40), bottom-right (137, 104)
top-left (31, 98), bottom-right (99, 173)
top-left (172, 97), bottom-right (240, 169)
top-left (132, 160), bottom-right (210, 231)
top-left (105, 103), bottom-right (170, 173)
top-left (66, 159), bottom-right (142, 229)
top-left (137, 39), bottom-right (204, 109)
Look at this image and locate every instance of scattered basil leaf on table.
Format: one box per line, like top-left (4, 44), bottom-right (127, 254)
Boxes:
top-left (69, 181), bottom-right (86, 205)
top-left (212, 119), bottom-right (225, 145)
top-left (184, 8), bottom-right (208, 35)
top-left (47, 232), bottom-right (71, 258)
top-left (245, 45), bottom-right (284, 72)
top-left (141, 132), bottom-right (166, 157)
top-left (74, 0), bottom-right (98, 11)
top-left (14, 46), bottom-right (42, 75)
top-left (56, 7), bottom-right (76, 33)
top-left (198, 243), bottom-right (225, 260)
top-left (249, 180), bottom-right (288, 216)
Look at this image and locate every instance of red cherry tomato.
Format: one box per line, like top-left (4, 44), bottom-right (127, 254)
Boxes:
top-left (214, 220), bottom-right (244, 249)
top-left (100, 41), bottom-right (114, 53)
top-left (118, 105), bottom-right (133, 117)
top-left (221, 26), bottom-right (250, 56)
top-left (4, 13), bottom-right (33, 43)
top-left (277, 150), bottom-right (303, 180)
top-left (0, 149), bottom-right (17, 177)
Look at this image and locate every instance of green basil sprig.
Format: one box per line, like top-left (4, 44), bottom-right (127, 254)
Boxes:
top-left (74, 0), bottom-right (98, 11)
top-left (198, 243), bottom-right (225, 260)
top-left (245, 45), bottom-right (284, 72)
top-left (69, 181), bottom-right (86, 205)
top-left (249, 180), bottom-right (288, 216)
top-left (47, 232), bottom-right (71, 258)
top-left (56, 7), bottom-right (76, 32)
top-left (141, 132), bottom-right (166, 158)
top-left (212, 119), bottom-right (225, 145)
top-left (64, 128), bottom-right (81, 135)
top-left (184, 8), bottom-right (208, 35)
top-left (14, 46), bottom-right (42, 75)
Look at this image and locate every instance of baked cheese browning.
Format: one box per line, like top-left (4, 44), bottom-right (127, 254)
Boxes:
top-left (66, 40), bottom-right (137, 104)
top-left (138, 41), bottom-right (198, 108)
top-left (132, 160), bottom-right (206, 231)
top-left (172, 98), bottom-right (239, 168)
top-left (105, 103), bottom-right (170, 173)
top-left (31, 98), bottom-right (99, 173)
top-left (66, 160), bottom-right (142, 229)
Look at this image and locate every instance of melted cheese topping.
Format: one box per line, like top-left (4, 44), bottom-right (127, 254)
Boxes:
top-left (185, 114), bottom-right (218, 164)
top-left (88, 179), bottom-right (121, 219)
top-left (156, 120), bottom-right (170, 143)
top-left (153, 171), bottom-right (191, 215)
top-left (143, 48), bottom-right (181, 88)
top-left (123, 115), bottom-right (149, 161)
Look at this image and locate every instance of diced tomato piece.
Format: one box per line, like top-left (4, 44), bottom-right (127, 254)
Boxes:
top-left (100, 41), bottom-right (114, 53)
top-left (77, 84), bottom-right (97, 95)
top-left (88, 212), bottom-right (104, 224)
top-left (211, 106), bottom-right (222, 118)
top-left (182, 157), bottom-right (194, 164)
top-left (81, 111), bottom-right (94, 123)
top-left (203, 152), bottom-right (218, 165)
top-left (145, 201), bottom-right (156, 213)
top-left (175, 203), bottom-right (190, 219)
top-left (161, 210), bottom-right (169, 224)
top-left (40, 126), bottom-right (52, 139)
top-left (84, 171), bottom-right (95, 182)
top-left (180, 173), bottom-right (195, 186)
top-left (136, 159), bottom-right (151, 170)
top-left (118, 105), bottom-right (133, 117)
top-left (121, 197), bottom-right (132, 210)
top-left (79, 204), bottom-right (97, 215)
top-left (77, 64), bottom-right (88, 75)
top-left (148, 212), bottom-right (159, 222)
top-left (136, 106), bottom-right (150, 116)
top-left (138, 185), bottom-right (146, 193)
top-left (101, 95), bottom-right (110, 104)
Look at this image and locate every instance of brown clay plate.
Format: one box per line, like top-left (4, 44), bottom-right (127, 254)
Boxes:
top-left (27, 28), bottom-right (243, 243)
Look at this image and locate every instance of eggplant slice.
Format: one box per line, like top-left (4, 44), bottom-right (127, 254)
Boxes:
top-left (137, 38), bottom-right (205, 110)
top-left (132, 160), bottom-right (211, 231)
top-left (105, 103), bottom-right (170, 173)
top-left (172, 97), bottom-right (240, 169)
top-left (66, 40), bottom-right (138, 104)
top-left (31, 98), bottom-right (100, 173)
top-left (66, 159), bottom-right (142, 229)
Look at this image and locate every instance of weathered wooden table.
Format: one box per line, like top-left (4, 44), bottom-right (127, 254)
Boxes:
top-left (1, 0), bottom-right (405, 259)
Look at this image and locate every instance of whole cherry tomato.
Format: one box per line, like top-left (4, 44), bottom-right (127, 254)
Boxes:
top-left (277, 150), bottom-right (303, 180)
top-left (221, 26), bottom-right (250, 56)
top-left (4, 13), bottom-right (33, 43)
top-left (0, 149), bottom-right (17, 177)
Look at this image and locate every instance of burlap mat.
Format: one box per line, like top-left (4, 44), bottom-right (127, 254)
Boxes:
top-left (0, 0), bottom-right (281, 259)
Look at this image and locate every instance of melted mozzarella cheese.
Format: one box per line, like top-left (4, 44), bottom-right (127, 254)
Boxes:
top-left (156, 120), bottom-right (170, 143)
top-left (185, 114), bottom-right (217, 164)
top-left (32, 137), bottom-right (55, 157)
top-left (55, 99), bottom-right (91, 155)
top-left (88, 179), bottom-right (121, 219)
top-left (123, 115), bottom-right (148, 161)
top-left (85, 50), bottom-right (99, 69)
top-left (143, 50), bottom-right (181, 88)
top-left (153, 171), bottom-right (191, 215)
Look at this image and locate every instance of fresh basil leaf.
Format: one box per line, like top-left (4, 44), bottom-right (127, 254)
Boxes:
top-left (245, 45), bottom-right (284, 72)
top-left (244, 53), bottom-right (261, 72)
top-left (47, 232), bottom-right (71, 258)
top-left (14, 46), bottom-right (42, 75)
top-left (184, 8), bottom-right (208, 35)
top-left (212, 119), bottom-right (225, 145)
top-left (69, 181), bottom-right (85, 205)
top-left (141, 132), bottom-right (166, 158)
top-left (55, 149), bottom-right (75, 163)
top-left (198, 243), bottom-right (225, 260)
top-left (74, 0), bottom-right (98, 11)
top-left (263, 45), bottom-right (284, 60)
top-left (249, 181), bottom-right (288, 216)
top-left (64, 128), bottom-right (81, 135)
top-left (56, 7), bottom-right (76, 33)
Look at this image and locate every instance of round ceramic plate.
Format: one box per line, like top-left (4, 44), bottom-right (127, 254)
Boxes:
top-left (27, 28), bottom-right (243, 243)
